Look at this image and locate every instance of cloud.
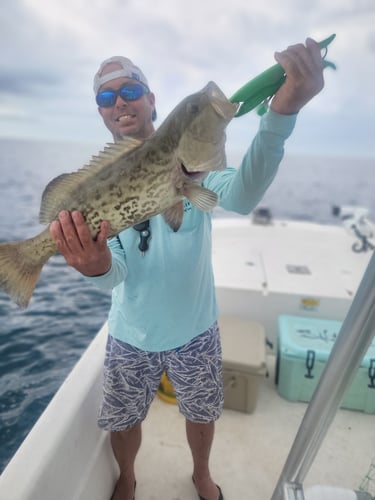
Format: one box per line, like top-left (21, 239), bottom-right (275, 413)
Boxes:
top-left (0, 72), bottom-right (62, 97)
top-left (0, 0), bottom-right (374, 157)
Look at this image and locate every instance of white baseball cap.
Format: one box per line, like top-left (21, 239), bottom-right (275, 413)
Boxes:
top-left (93, 56), bottom-right (149, 94)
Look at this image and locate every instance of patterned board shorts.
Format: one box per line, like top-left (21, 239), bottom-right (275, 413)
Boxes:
top-left (98, 321), bottom-right (224, 431)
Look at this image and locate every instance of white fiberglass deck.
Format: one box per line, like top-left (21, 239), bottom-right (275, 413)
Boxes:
top-left (135, 355), bottom-right (374, 499)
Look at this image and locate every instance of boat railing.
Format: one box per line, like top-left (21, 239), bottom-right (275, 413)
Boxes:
top-left (270, 250), bottom-right (375, 500)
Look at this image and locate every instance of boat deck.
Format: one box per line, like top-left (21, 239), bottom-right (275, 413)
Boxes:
top-left (136, 355), bottom-right (375, 499)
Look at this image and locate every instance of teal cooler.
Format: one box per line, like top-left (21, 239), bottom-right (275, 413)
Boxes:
top-left (276, 315), bottom-right (375, 413)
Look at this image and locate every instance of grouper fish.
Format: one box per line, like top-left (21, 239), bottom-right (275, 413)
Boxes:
top-left (0, 81), bottom-right (238, 308)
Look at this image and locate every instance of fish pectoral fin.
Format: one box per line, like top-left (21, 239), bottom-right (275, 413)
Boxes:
top-left (162, 202), bottom-right (184, 232)
top-left (184, 184), bottom-right (218, 211)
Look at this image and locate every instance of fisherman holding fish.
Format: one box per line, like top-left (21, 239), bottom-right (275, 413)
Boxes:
top-left (1, 38), bottom-right (324, 500)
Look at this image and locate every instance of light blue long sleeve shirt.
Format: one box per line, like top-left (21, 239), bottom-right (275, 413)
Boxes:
top-left (85, 109), bottom-right (297, 351)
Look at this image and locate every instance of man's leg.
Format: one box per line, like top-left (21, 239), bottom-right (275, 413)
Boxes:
top-left (166, 323), bottom-right (223, 499)
top-left (98, 336), bottom-right (163, 498)
top-left (110, 423), bottom-right (141, 500)
top-left (186, 420), bottom-right (221, 500)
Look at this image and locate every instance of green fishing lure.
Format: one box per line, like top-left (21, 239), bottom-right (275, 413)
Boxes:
top-left (230, 34), bottom-right (336, 117)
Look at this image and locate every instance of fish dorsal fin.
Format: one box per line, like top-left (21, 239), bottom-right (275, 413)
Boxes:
top-left (183, 184), bottom-right (218, 211)
top-left (85, 137), bottom-right (143, 174)
top-left (39, 137), bottom-right (143, 224)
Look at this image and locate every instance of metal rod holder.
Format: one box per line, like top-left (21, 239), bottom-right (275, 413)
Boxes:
top-left (271, 250), bottom-right (375, 500)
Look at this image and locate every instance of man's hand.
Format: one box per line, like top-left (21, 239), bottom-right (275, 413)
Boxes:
top-left (270, 38), bottom-right (325, 115)
top-left (50, 211), bottom-right (112, 277)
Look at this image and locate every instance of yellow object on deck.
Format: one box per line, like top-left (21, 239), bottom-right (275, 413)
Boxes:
top-left (157, 371), bottom-right (177, 404)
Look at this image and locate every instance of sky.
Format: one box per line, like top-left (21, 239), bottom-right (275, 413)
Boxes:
top-left (0, 0), bottom-right (374, 159)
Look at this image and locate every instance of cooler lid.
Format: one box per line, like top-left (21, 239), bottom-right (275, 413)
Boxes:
top-left (278, 315), bottom-right (342, 360)
top-left (278, 315), bottom-right (375, 363)
top-left (219, 316), bottom-right (267, 374)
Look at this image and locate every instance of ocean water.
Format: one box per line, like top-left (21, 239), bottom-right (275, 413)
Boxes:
top-left (0, 137), bottom-right (374, 473)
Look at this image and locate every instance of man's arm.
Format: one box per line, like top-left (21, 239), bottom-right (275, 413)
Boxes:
top-left (206, 37), bottom-right (325, 214)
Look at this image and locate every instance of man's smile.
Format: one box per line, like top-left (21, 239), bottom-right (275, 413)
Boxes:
top-left (117, 114), bottom-right (135, 122)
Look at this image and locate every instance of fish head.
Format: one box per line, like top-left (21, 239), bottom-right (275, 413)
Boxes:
top-left (176, 81), bottom-right (238, 181)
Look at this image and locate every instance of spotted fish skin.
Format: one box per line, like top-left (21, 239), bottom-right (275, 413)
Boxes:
top-left (0, 81), bottom-right (238, 308)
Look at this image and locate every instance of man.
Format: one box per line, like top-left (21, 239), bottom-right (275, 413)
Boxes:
top-left (50, 39), bottom-right (324, 500)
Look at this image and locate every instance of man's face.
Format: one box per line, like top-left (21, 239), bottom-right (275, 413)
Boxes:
top-left (97, 63), bottom-right (155, 141)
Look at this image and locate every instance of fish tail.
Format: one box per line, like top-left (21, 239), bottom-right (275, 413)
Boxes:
top-left (0, 228), bottom-right (55, 308)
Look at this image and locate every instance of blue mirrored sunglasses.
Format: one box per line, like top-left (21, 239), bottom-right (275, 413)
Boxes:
top-left (96, 82), bottom-right (149, 108)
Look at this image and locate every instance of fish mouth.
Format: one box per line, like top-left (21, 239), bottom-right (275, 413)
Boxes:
top-left (181, 164), bottom-right (207, 182)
